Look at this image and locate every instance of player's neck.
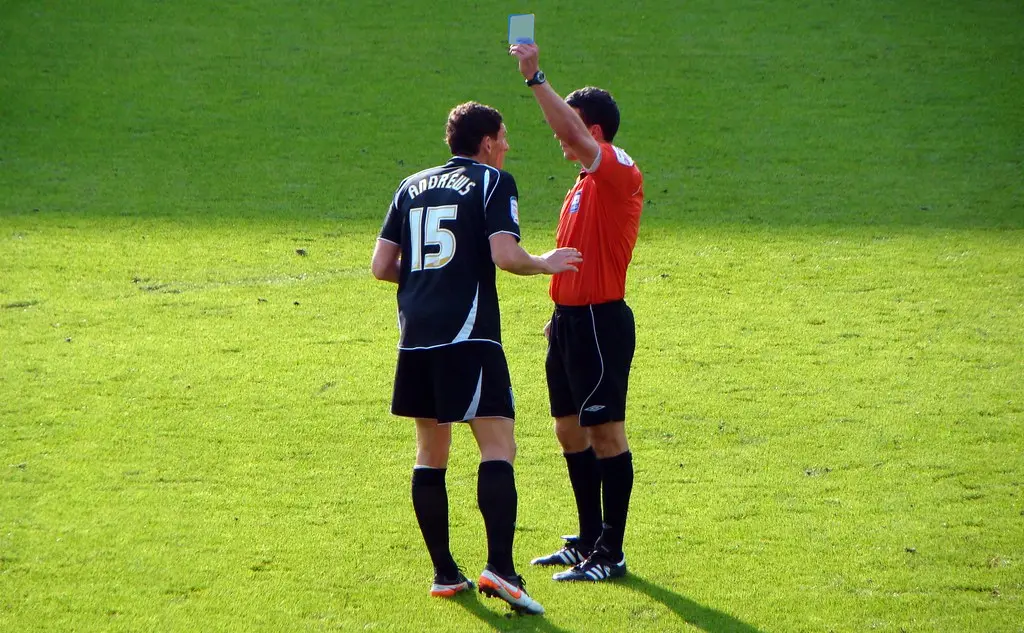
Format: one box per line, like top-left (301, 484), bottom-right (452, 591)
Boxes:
top-left (468, 152), bottom-right (499, 169)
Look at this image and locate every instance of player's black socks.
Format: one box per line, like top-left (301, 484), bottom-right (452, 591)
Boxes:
top-left (411, 467), bottom-right (457, 578)
top-left (477, 459), bottom-right (517, 578)
top-left (596, 450), bottom-right (633, 559)
top-left (564, 447), bottom-right (603, 552)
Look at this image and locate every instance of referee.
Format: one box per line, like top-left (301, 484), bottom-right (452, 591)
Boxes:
top-left (371, 102), bottom-right (581, 614)
top-left (509, 43), bottom-right (644, 583)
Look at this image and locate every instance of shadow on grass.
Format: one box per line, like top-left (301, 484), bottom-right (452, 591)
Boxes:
top-left (623, 574), bottom-right (764, 633)
top-left (451, 590), bottom-right (573, 633)
top-left (449, 575), bottom-right (763, 633)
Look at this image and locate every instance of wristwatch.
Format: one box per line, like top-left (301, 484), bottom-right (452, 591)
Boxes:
top-left (526, 70), bottom-right (546, 87)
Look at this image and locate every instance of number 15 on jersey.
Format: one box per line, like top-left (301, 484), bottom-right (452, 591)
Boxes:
top-left (409, 205), bottom-right (458, 272)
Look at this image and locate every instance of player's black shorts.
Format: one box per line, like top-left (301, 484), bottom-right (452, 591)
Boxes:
top-left (392, 341), bottom-right (515, 424)
top-left (546, 299), bottom-right (635, 426)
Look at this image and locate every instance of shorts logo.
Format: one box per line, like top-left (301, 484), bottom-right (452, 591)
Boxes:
top-left (509, 196), bottom-right (520, 225)
top-left (584, 405), bottom-right (605, 413)
top-left (569, 191), bottom-right (582, 214)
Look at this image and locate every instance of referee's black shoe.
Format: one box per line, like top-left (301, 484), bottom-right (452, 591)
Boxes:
top-left (530, 535), bottom-right (591, 567)
top-left (551, 547), bottom-right (627, 582)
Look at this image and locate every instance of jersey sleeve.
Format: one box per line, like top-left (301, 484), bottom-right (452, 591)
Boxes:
top-left (379, 185), bottom-right (404, 244)
top-left (592, 143), bottom-right (643, 195)
top-left (483, 170), bottom-right (522, 241)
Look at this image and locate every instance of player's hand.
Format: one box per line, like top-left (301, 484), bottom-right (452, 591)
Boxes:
top-left (541, 247), bottom-right (582, 274)
top-left (543, 319), bottom-right (552, 341)
top-left (509, 42), bottom-right (540, 81)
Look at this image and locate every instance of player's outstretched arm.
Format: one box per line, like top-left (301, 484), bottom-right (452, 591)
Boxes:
top-left (509, 42), bottom-right (600, 169)
top-left (370, 239), bottom-right (401, 283)
top-left (490, 233), bottom-right (581, 276)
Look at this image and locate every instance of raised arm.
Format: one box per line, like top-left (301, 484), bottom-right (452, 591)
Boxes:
top-left (509, 43), bottom-right (600, 170)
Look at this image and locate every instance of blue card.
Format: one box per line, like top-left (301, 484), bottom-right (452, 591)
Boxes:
top-left (508, 14), bottom-right (535, 45)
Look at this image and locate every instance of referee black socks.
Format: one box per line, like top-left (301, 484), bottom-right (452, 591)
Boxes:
top-left (597, 450), bottom-right (634, 559)
top-left (564, 447), bottom-right (603, 553)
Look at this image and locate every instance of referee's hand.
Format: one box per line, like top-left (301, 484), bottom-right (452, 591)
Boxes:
top-left (510, 42), bottom-right (540, 81)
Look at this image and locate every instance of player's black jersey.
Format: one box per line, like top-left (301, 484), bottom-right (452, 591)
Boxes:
top-left (379, 157), bottom-right (522, 350)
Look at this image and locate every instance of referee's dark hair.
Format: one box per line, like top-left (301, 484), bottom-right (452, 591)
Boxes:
top-left (445, 102), bottom-right (503, 157)
top-left (566, 87), bottom-right (620, 142)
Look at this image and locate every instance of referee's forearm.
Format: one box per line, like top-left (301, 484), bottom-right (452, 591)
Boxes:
top-left (530, 83), bottom-right (589, 144)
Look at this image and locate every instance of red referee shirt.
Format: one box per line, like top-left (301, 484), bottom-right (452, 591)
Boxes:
top-left (550, 142), bottom-right (644, 306)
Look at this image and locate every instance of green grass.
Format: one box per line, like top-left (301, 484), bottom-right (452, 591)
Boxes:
top-left (2, 0), bottom-right (1022, 631)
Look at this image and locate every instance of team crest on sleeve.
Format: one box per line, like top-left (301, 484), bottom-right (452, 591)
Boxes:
top-left (569, 190), bottom-right (582, 213)
top-left (509, 196), bottom-right (520, 225)
top-left (613, 146), bottom-right (635, 166)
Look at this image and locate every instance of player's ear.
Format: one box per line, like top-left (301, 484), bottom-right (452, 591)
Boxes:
top-left (479, 135), bottom-right (493, 156)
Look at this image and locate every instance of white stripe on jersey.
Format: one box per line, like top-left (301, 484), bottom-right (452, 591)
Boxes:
top-left (450, 283), bottom-right (479, 344)
top-left (462, 368), bottom-right (483, 421)
top-left (483, 169), bottom-right (501, 209)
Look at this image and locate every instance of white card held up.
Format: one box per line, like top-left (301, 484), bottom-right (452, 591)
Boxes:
top-left (508, 14), bottom-right (535, 45)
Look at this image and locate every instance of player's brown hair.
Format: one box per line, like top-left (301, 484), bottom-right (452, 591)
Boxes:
top-left (445, 102), bottom-right (503, 157)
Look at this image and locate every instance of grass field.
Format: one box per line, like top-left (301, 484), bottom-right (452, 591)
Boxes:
top-left (2, 1), bottom-right (1022, 631)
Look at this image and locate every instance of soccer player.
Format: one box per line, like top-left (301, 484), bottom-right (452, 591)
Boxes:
top-left (508, 43), bottom-right (645, 583)
top-left (370, 101), bottom-right (582, 614)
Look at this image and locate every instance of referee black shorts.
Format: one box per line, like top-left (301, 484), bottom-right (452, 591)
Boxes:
top-left (545, 299), bottom-right (636, 426)
top-left (391, 341), bottom-right (516, 424)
